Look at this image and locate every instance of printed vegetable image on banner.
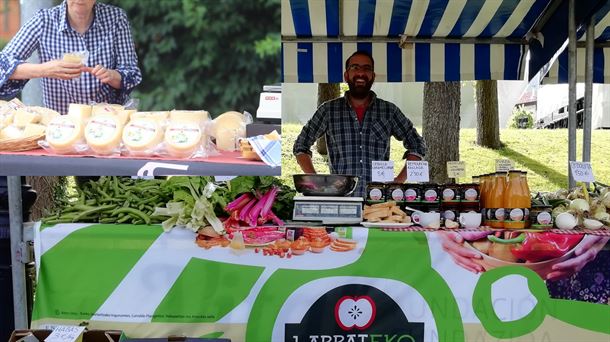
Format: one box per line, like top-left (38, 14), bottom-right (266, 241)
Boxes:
top-left (30, 223), bottom-right (610, 341)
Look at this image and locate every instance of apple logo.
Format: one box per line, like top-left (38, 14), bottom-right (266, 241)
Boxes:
top-left (334, 295), bottom-right (376, 331)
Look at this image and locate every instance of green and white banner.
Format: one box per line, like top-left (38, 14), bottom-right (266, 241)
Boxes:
top-left (31, 224), bottom-right (610, 341)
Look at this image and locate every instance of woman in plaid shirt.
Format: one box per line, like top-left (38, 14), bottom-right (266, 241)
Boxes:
top-left (0, 0), bottom-right (142, 114)
top-left (293, 51), bottom-right (427, 197)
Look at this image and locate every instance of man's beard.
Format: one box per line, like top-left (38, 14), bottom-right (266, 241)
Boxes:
top-left (347, 77), bottom-right (373, 99)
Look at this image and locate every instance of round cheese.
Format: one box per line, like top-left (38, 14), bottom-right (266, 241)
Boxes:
top-left (164, 122), bottom-right (203, 158)
top-left (46, 116), bottom-right (84, 154)
top-left (169, 110), bottom-right (209, 123)
top-left (85, 115), bottom-right (124, 155)
top-left (211, 111), bottom-right (245, 138)
top-left (122, 118), bottom-right (164, 155)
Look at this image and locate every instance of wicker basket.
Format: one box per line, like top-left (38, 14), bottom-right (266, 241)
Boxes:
top-left (0, 134), bottom-right (44, 152)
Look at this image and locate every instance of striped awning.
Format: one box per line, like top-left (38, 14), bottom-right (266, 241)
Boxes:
top-left (282, 0), bottom-right (609, 83)
top-left (541, 3), bottom-right (610, 84)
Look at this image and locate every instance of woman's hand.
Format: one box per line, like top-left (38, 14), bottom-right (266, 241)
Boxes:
top-left (42, 59), bottom-right (83, 80)
top-left (83, 64), bottom-right (122, 89)
top-left (439, 231), bottom-right (485, 274)
top-left (545, 235), bottom-right (609, 281)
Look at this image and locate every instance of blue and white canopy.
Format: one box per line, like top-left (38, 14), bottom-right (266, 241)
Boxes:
top-left (282, 0), bottom-right (608, 83)
top-left (542, 3), bottom-right (610, 84)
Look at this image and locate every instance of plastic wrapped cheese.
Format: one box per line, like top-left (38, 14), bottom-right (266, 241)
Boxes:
top-left (212, 111), bottom-right (246, 151)
top-left (85, 115), bottom-right (124, 155)
top-left (164, 122), bottom-right (203, 158)
top-left (67, 104), bottom-right (92, 124)
top-left (122, 118), bottom-right (164, 155)
top-left (130, 111), bottom-right (169, 125)
top-left (32, 107), bottom-right (60, 126)
top-left (169, 110), bottom-right (209, 123)
top-left (45, 115), bottom-right (84, 154)
top-left (0, 125), bottom-right (22, 141)
top-left (91, 103), bottom-right (123, 117)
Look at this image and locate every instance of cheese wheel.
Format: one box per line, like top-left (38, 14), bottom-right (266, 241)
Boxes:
top-left (67, 104), bottom-right (92, 124)
top-left (122, 118), bottom-right (164, 154)
top-left (164, 122), bottom-right (203, 158)
top-left (211, 111), bottom-right (245, 138)
top-left (22, 123), bottom-right (47, 138)
top-left (116, 109), bottom-right (135, 126)
top-left (85, 115), bottom-right (124, 155)
top-left (169, 110), bottom-right (209, 123)
top-left (46, 116), bottom-right (84, 153)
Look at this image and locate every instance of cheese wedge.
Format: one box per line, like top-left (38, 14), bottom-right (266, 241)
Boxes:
top-left (122, 118), bottom-right (164, 154)
top-left (67, 104), bottom-right (92, 124)
top-left (46, 116), bottom-right (84, 153)
top-left (85, 115), bottom-right (124, 155)
top-left (164, 122), bottom-right (203, 158)
top-left (13, 109), bottom-right (41, 128)
top-left (22, 123), bottom-right (47, 138)
top-left (0, 125), bottom-right (23, 140)
top-left (30, 107), bottom-right (60, 126)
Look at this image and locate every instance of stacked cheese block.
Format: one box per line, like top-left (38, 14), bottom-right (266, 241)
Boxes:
top-left (0, 99), bottom-right (60, 146)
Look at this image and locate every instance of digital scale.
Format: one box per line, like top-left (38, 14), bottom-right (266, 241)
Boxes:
top-left (247, 84), bottom-right (281, 137)
top-left (292, 196), bottom-right (363, 224)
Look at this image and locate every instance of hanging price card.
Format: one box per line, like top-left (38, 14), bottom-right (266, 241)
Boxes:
top-left (447, 161), bottom-right (466, 179)
top-left (371, 160), bottom-right (394, 182)
top-left (570, 161), bottom-right (595, 183)
top-left (495, 159), bottom-right (514, 172)
top-left (407, 161), bottom-right (430, 182)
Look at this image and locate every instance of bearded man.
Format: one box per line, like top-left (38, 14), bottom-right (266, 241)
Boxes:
top-left (293, 50), bottom-right (427, 197)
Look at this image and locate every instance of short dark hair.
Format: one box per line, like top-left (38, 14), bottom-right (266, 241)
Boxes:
top-left (345, 50), bottom-right (375, 70)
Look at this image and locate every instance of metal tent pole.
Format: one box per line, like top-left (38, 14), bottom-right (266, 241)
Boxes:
top-left (567, 0), bottom-right (577, 189)
top-left (583, 17), bottom-right (594, 165)
top-left (8, 176), bottom-right (27, 329)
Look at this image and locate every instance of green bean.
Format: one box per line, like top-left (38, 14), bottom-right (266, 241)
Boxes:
top-left (71, 205), bottom-right (116, 222)
top-left (112, 207), bottom-right (151, 225)
top-left (99, 218), bottom-right (116, 224)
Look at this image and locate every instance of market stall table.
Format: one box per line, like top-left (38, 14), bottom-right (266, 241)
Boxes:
top-left (29, 223), bottom-right (610, 341)
top-left (0, 150), bottom-right (279, 176)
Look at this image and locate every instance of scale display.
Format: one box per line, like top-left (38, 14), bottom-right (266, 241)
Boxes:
top-left (293, 196), bottom-right (363, 224)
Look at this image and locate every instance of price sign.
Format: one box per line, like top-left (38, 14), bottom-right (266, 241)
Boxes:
top-left (570, 161), bottom-right (595, 183)
top-left (45, 325), bottom-right (85, 342)
top-left (407, 161), bottom-right (430, 182)
top-left (495, 159), bottom-right (514, 172)
top-left (371, 160), bottom-right (394, 182)
top-left (447, 161), bottom-right (466, 179)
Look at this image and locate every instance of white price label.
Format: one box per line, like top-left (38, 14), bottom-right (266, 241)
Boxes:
top-left (407, 161), bottom-right (430, 182)
top-left (447, 161), bottom-right (466, 178)
top-left (495, 159), bottom-right (514, 172)
top-left (45, 325), bottom-right (85, 342)
top-left (371, 160), bottom-right (394, 182)
top-left (570, 161), bottom-right (595, 183)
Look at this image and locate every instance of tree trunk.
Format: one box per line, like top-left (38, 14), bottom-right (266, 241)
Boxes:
top-left (476, 80), bottom-right (501, 149)
top-left (422, 82), bottom-right (461, 184)
top-left (25, 176), bottom-right (67, 221)
top-left (315, 83), bottom-right (340, 155)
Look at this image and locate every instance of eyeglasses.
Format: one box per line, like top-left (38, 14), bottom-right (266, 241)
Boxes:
top-left (347, 64), bottom-right (373, 72)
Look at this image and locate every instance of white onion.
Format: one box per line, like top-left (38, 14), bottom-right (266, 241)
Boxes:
top-left (583, 219), bottom-right (604, 230)
top-left (555, 212), bottom-right (578, 229)
top-left (569, 198), bottom-right (590, 213)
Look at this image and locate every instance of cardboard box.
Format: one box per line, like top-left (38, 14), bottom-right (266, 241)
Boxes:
top-left (9, 330), bottom-right (121, 342)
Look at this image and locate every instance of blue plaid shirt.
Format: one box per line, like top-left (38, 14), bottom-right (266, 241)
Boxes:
top-left (0, 1), bottom-right (142, 114)
top-left (293, 92), bottom-right (427, 197)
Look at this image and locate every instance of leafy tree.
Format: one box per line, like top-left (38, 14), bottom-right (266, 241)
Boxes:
top-left (508, 105), bottom-right (535, 129)
top-left (105, 0), bottom-right (280, 117)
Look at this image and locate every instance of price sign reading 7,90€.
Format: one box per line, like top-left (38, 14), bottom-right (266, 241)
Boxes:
top-left (407, 160), bottom-right (430, 182)
top-left (371, 160), bottom-right (394, 182)
top-left (570, 161), bottom-right (596, 183)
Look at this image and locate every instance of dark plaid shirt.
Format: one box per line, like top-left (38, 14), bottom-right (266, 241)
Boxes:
top-left (293, 91), bottom-right (426, 197)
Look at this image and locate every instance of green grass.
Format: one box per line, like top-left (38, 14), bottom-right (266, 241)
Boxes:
top-left (281, 124), bottom-right (610, 192)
